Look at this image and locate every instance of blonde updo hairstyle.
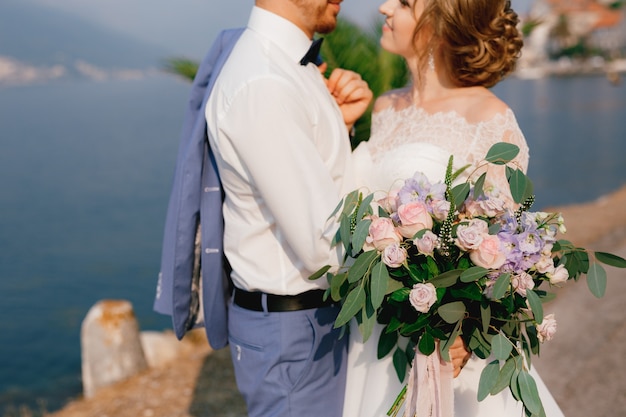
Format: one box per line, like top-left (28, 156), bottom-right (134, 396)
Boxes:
top-left (413, 0), bottom-right (523, 88)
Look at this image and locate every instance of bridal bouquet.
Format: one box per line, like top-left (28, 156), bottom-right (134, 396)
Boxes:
top-left (311, 143), bottom-right (626, 417)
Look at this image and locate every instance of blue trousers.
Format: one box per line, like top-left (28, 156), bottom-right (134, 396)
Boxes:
top-left (228, 301), bottom-right (347, 417)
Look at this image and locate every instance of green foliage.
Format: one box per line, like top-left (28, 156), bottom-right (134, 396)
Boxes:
top-left (320, 18), bottom-right (409, 147)
top-left (162, 57), bottom-right (199, 82)
top-left (310, 142), bottom-right (626, 416)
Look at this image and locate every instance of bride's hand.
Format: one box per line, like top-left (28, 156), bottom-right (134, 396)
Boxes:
top-left (321, 66), bottom-right (373, 132)
top-left (449, 336), bottom-right (471, 378)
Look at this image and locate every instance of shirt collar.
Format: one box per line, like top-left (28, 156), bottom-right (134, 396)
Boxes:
top-left (248, 6), bottom-right (314, 64)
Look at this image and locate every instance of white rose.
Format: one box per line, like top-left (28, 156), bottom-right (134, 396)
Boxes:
top-left (455, 219), bottom-right (489, 251)
top-left (512, 271), bottom-right (535, 297)
top-left (409, 283), bottom-right (437, 313)
top-left (382, 243), bottom-right (407, 268)
top-left (537, 313), bottom-right (557, 343)
top-left (548, 264), bottom-right (569, 285)
top-left (534, 255), bottom-right (555, 274)
top-left (414, 230), bottom-right (439, 256)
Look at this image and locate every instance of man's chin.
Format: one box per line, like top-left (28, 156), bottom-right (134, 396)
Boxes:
top-left (316, 14), bottom-right (339, 34)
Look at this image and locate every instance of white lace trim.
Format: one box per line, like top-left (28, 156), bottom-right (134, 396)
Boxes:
top-left (368, 106), bottom-right (529, 172)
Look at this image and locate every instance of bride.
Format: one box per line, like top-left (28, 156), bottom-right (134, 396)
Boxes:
top-left (342, 0), bottom-right (565, 416)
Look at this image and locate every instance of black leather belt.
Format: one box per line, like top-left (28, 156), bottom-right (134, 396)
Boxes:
top-left (232, 287), bottom-right (332, 312)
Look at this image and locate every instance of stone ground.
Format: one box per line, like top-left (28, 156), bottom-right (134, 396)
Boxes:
top-left (47, 186), bottom-right (626, 417)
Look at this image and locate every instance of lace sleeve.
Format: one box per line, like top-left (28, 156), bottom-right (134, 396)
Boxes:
top-left (470, 109), bottom-right (530, 205)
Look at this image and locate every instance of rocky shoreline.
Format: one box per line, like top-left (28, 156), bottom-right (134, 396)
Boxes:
top-left (47, 185), bottom-right (626, 417)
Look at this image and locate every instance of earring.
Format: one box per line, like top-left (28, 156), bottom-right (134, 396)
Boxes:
top-left (428, 50), bottom-right (435, 71)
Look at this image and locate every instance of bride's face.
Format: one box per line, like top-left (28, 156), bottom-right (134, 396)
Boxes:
top-left (378, 0), bottom-right (424, 58)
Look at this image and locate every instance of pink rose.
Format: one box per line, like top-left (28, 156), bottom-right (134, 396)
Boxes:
top-left (455, 219), bottom-right (489, 251)
top-left (377, 192), bottom-right (398, 214)
top-left (469, 234), bottom-right (506, 269)
top-left (414, 230), bottom-right (439, 256)
top-left (396, 201), bottom-right (433, 239)
top-left (382, 243), bottom-right (407, 268)
top-left (511, 271), bottom-right (535, 296)
top-left (464, 187), bottom-right (508, 217)
top-left (547, 264), bottom-right (569, 285)
top-left (366, 216), bottom-right (402, 251)
top-left (537, 313), bottom-right (557, 343)
top-left (430, 199), bottom-right (451, 222)
top-left (409, 283), bottom-right (437, 313)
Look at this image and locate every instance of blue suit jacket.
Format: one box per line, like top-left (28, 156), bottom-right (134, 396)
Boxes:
top-left (154, 28), bottom-right (244, 349)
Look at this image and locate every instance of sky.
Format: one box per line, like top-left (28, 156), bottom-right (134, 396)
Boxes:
top-left (21, 0), bottom-right (534, 59)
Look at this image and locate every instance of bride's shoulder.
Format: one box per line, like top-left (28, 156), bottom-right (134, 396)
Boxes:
top-left (463, 89), bottom-right (515, 123)
top-left (372, 87), bottom-right (412, 114)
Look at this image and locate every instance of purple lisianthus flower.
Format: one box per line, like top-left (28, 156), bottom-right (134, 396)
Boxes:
top-left (498, 230), bottom-right (523, 268)
top-left (397, 172), bottom-right (445, 205)
top-left (517, 231), bottom-right (543, 255)
top-left (519, 212), bottom-right (540, 233)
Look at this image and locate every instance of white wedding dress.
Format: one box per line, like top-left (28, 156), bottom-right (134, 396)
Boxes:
top-left (343, 105), bottom-right (565, 417)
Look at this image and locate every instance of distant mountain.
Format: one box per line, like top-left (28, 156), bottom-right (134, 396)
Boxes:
top-left (0, 0), bottom-right (171, 69)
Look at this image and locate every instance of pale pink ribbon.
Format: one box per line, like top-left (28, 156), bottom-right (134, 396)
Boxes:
top-left (404, 347), bottom-right (454, 417)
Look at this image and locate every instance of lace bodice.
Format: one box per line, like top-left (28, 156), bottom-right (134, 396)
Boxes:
top-left (352, 106), bottom-right (529, 195)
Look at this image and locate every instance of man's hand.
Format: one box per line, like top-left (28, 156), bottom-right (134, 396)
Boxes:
top-left (321, 65), bottom-right (373, 132)
top-left (449, 336), bottom-right (472, 378)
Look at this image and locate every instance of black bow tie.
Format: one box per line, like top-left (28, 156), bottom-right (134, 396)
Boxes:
top-left (300, 38), bottom-right (324, 66)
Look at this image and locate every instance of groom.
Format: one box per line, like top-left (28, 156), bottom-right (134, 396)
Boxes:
top-left (155, 0), bottom-right (372, 416)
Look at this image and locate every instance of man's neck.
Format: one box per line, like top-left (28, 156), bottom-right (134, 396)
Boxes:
top-left (255, 0), bottom-right (315, 39)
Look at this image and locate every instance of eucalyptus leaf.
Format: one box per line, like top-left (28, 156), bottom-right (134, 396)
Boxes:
top-left (330, 272), bottom-right (348, 301)
top-left (430, 269), bottom-right (463, 288)
top-left (526, 289), bottom-right (544, 324)
top-left (451, 164), bottom-right (472, 183)
top-left (339, 214), bottom-right (352, 253)
top-left (517, 370), bottom-right (542, 415)
top-left (473, 172), bottom-right (487, 199)
top-left (485, 142), bottom-right (520, 164)
top-left (386, 277), bottom-right (405, 294)
top-left (595, 251), bottom-right (626, 268)
top-left (492, 333), bottom-right (513, 361)
top-left (451, 183), bottom-right (471, 210)
top-left (341, 190), bottom-right (360, 217)
top-left (334, 286), bottom-right (366, 328)
top-left (359, 301), bottom-right (376, 342)
top-left (371, 261), bottom-right (390, 309)
top-left (347, 250), bottom-right (379, 283)
top-left (438, 301), bottom-right (466, 324)
top-left (508, 168), bottom-right (529, 204)
top-left (481, 303), bottom-right (491, 334)
top-left (440, 320), bottom-right (462, 362)
top-left (461, 266), bottom-right (489, 283)
top-left (587, 263), bottom-right (607, 298)
top-left (490, 357), bottom-right (517, 395)
top-left (308, 264), bottom-right (331, 281)
top-left (356, 193), bottom-right (375, 222)
top-left (469, 327), bottom-right (493, 359)
top-left (351, 219), bottom-right (372, 256)
top-left (329, 196), bottom-right (345, 219)
top-left (492, 273), bottom-right (512, 300)
top-left (477, 360), bottom-right (501, 401)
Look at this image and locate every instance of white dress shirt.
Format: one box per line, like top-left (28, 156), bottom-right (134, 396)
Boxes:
top-left (205, 7), bottom-right (354, 295)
